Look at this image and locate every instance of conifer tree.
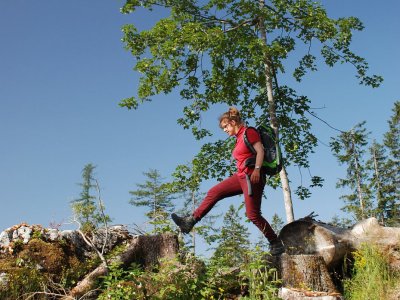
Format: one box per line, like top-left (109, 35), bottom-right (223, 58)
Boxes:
top-left (382, 101), bottom-right (400, 225)
top-left (366, 141), bottom-right (389, 222)
top-left (210, 205), bottom-right (250, 267)
top-left (71, 163), bottom-right (111, 232)
top-left (270, 213), bottom-right (284, 235)
top-left (330, 122), bottom-right (373, 220)
top-left (129, 169), bottom-right (176, 232)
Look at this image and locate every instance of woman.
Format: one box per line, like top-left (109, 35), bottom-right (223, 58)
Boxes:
top-left (171, 107), bottom-right (284, 255)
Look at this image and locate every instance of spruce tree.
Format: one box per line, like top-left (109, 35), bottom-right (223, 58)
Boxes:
top-left (382, 101), bottom-right (400, 225)
top-left (366, 141), bottom-right (389, 223)
top-left (330, 122), bottom-right (373, 220)
top-left (129, 169), bottom-right (175, 232)
top-left (210, 205), bottom-right (250, 268)
top-left (71, 163), bottom-right (111, 232)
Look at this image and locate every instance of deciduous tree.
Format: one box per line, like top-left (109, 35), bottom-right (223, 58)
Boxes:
top-left (120, 0), bottom-right (382, 223)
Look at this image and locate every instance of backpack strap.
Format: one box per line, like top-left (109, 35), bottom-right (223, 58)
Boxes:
top-left (243, 127), bottom-right (258, 169)
top-left (243, 127), bottom-right (257, 155)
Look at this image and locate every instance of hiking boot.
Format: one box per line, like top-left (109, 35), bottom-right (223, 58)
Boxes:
top-left (270, 238), bottom-right (285, 256)
top-left (171, 213), bottom-right (197, 234)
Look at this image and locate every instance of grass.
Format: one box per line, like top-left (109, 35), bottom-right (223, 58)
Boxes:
top-left (343, 243), bottom-right (400, 300)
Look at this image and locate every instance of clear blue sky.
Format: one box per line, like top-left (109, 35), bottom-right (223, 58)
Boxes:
top-left (1, 1), bottom-right (399, 247)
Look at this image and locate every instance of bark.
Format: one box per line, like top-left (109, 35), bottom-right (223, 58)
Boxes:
top-left (258, 0), bottom-right (294, 223)
top-left (280, 254), bottom-right (338, 293)
top-left (66, 233), bottom-right (179, 299)
top-left (279, 216), bottom-right (400, 268)
top-left (280, 166), bottom-right (295, 223)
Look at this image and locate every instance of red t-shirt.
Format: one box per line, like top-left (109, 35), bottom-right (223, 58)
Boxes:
top-left (232, 126), bottom-right (260, 178)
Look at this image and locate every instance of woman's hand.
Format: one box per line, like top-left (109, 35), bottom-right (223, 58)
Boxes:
top-left (250, 168), bottom-right (261, 183)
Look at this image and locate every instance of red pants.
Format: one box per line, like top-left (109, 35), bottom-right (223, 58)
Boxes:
top-left (193, 173), bottom-right (277, 242)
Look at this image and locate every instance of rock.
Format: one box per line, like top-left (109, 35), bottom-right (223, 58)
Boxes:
top-left (14, 226), bottom-right (32, 244)
top-left (0, 231), bottom-right (11, 249)
top-left (47, 228), bottom-right (59, 241)
top-left (0, 272), bottom-right (8, 288)
top-left (91, 225), bottom-right (131, 252)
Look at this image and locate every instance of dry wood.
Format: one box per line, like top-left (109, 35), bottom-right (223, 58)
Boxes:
top-left (66, 233), bottom-right (178, 299)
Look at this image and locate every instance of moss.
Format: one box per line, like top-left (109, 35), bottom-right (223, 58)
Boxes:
top-left (0, 235), bottom-right (100, 298)
top-left (18, 239), bottom-right (67, 276)
top-left (31, 229), bottom-right (44, 240)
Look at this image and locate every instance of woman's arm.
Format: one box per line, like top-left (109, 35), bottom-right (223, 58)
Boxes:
top-left (250, 141), bottom-right (264, 183)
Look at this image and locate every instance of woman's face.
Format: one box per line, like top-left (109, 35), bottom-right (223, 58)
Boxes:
top-left (220, 119), bottom-right (237, 136)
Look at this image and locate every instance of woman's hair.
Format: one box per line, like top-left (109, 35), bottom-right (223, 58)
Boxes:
top-left (219, 107), bottom-right (243, 128)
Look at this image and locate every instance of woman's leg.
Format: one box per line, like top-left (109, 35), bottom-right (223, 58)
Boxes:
top-left (193, 173), bottom-right (242, 220)
top-left (239, 176), bottom-right (278, 242)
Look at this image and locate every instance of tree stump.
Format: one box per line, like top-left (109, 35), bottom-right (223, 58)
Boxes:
top-left (280, 254), bottom-right (338, 293)
top-left (275, 216), bottom-right (400, 299)
top-left (67, 233), bottom-right (179, 299)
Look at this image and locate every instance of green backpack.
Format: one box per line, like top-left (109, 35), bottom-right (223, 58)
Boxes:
top-left (243, 124), bottom-right (283, 176)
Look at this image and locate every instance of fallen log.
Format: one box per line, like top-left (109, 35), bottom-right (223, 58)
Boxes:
top-left (279, 217), bottom-right (400, 268)
top-left (66, 233), bottom-right (179, 299)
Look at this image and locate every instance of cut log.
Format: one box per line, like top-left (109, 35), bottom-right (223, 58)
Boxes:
top-left (66, 233), bottom-right (178, 299)
top-left (279, 217), bottom-right (400, 268)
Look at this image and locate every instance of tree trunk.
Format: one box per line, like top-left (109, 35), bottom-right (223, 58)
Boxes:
top-left (371, 145), bottom-right (385, 223)
top-left (280, 166), bottom-right (295, 223)
top-left (351, 136), bottom-right (365, 218)
top-left (258, 0), bottom-right (294, 223)
top-left (67, 233), bottom-right (179, 299)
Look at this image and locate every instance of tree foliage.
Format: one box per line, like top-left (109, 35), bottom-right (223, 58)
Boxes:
top-left (119, 0), bottom-right (382, 203)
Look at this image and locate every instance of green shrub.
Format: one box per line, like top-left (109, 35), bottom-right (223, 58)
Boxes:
top-left (344, 243), bottom-right (399, 300)
top-left (239, 247), bottom-right (281, 300)
top-left (98, 262), bottom-right (145, 300)
top-left (99, 255), bottom-right (204, 300)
